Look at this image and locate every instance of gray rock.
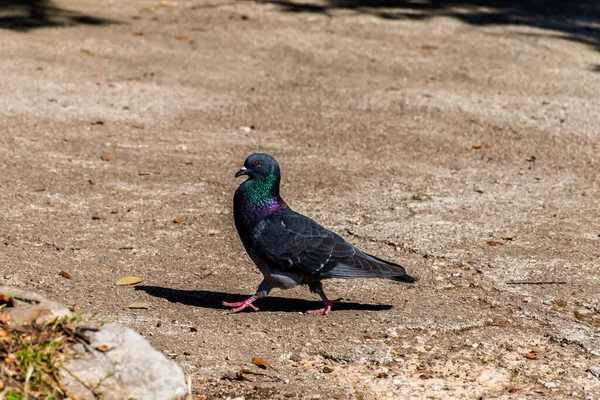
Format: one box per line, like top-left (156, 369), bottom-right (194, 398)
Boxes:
top-left (60, 323), bottom-right (188, 400)
top-left (0, 286), bottom-right (72, 325)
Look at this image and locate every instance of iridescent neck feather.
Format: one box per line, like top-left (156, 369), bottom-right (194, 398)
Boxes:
top-left (237, 166), bottom-right (286, 223)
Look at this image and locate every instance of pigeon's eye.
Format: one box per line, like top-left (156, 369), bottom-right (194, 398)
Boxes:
top-left (252, 160), bottom-right (260, 167)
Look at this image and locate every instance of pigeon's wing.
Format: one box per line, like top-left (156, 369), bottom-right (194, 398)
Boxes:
top-left (251, 208), bottom-right (410, 279)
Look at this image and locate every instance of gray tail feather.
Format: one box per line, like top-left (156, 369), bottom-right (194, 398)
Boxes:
top-left (387, 273), bottom-right (417, 283)
top-left (365, 253), bottom-right (417, 284)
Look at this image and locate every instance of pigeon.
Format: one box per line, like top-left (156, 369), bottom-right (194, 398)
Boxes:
top-left (224, 153), bottom-right (415, 314)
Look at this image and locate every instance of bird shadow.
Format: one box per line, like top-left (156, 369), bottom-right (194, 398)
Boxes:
top-left (135, 285), bottom-right (393, 313)
top-left (0, 0), bottom-right (117, 31)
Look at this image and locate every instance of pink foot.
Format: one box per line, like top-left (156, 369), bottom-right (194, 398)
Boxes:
top-left (223, 296), bottom-right (260, 313)
top-left (307, 298), bottom-right (342, 315)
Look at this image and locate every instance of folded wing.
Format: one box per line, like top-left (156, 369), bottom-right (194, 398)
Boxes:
top-left (250, 208), bottom-right (411, 280)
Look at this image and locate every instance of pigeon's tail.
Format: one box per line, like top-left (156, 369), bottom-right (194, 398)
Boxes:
top-left (361, 252), bottom-right (417, 283)
top-left (323, 251), bottom-right (417, 283)
top-left (387, 273), bottom-right (417, 284)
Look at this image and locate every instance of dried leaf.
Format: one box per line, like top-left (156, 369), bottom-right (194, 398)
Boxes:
top-left (509, 387), bottom-right (519, 393)
top-left (252, 357), bottom-right (269, 369)
top-left (0, 329), bottom-right (9, 337)
top-left (96, 344), bottom-right (110, 352)
top-left (524, 351), bottom-right (537, 360)
top-left (59, 270), bottom-right (71, 279)
top-left (134, 30), bottom-right (144, 36)
top-left (116, 276), bottom-right (143, 286)
top-left (101, 152), bottom-right (113, 161)
top-left (0, 295), bottom-right (9, 305)
top-left (554, 299), bottom-right (566, 307)
top-left (126, 303), bottom-right (150, 309)
top-left (173, 216), bottom-right (185, 224)
top-left (472, 144), bottom-right (482, 149)
top-left (80, 48), bottom-right (95, 56)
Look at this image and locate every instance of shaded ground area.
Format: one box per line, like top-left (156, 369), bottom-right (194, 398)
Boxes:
top-left (0, 0), bottom-right (113, 31)
top-left (0, 0), bottom-right (599, 398)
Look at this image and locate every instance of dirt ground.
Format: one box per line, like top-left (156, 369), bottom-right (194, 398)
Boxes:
top-left (1, 0), bottom-right (599, 398)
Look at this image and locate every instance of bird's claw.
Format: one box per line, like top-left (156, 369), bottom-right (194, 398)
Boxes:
top-left (307, 298), bottom-right (343, 315)
top-left (223, 299), bottom-right (260, 313)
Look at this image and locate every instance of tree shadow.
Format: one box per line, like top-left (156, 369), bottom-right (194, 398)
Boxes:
top-left (266, 0), bottom-right (600, 54)
top-left (136, 285), bottom-right (393, 313)
top-left (0, 0), bottom-right (115, 31)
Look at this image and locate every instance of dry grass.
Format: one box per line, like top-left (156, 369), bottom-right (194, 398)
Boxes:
top-left (0, 306), bottom-right (88, 400)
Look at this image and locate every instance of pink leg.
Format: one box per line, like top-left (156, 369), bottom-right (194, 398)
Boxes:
top-left (307, 285), bottom-right (342, 315)
top-left (223, 295), bottom-right (260, 313)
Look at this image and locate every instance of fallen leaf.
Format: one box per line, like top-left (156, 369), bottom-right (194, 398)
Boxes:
top-left (80, 48), bottom-right (95, 56)
top-left (472, 144), bottom-right (482, 149)
top-left (235, 370), bottom-right (252, 381)
top-left (126, 303), bottom-right (149, 309)
top-left (524, 351), bottom-right (537, 360)
top-left (0, 329), bottom-right (9, 337)
top-left (173, 216), bottom-right (185, 224)
top-left (487, 240), bottom-right (504, 246)
top-left (134, 30), bottom-right (144, 36)
top-left (509, 387), bottom-right (519, 393)
top-left (323, 366), bottom-right (334, 373)
top-left (116, 276), bottom-right (143, 286)
top-left (554, 299), bottom-right (566, 307)
top-left (59, 270), bottom-right (71, 279)
top-left (0, 295), bottom-right (9, 305)
top-left (101, 152), bottom-right (113, 161)
top-left (96, 344), bottom-right (110, 352)
top-left (252, 357), bottom-right (269, 369)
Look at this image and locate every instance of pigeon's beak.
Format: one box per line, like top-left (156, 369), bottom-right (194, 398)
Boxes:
top-left (235, 167), bottom-right (248, 178)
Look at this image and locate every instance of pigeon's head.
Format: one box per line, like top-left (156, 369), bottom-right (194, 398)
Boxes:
top-left (235, 153), bottom-right (280, 181)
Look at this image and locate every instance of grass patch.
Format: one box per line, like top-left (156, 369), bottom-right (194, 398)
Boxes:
top-left (0, 314), bottom-right (88, 400)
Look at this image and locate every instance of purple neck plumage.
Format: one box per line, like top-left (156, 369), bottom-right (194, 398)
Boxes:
top-left (240, 196), bottom-right (287, 226)
top-left (235, 167), bottom-right (287, 226)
